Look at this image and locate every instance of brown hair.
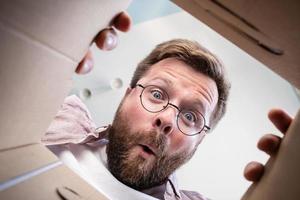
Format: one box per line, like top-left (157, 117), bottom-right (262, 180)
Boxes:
top-left (130, 39), bottom-right (231, 129)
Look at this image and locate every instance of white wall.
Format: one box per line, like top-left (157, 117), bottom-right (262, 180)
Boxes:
top-left (72, 11), bottom-right (300, 200)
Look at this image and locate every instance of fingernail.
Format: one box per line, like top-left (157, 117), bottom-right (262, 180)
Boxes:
top-left (80, 59), bottom-right (93, 74)
top-left (103, 32), bottom-right (118, 50)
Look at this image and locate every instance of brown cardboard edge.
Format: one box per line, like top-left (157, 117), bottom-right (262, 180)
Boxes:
top-left (172, 0), bottom-right (300, 89)
top-left (0, 165), bottom-right (108, 200)
top-left (0, 143), bottom-right (58, 183)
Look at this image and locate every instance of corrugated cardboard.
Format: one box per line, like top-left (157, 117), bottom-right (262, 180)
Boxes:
top-left (0, 0), bottom-right (131, 150)
top-left (1, 0), bottom-right (298, 199)
top-left (0, 0), bottom-right (131, 198)
top-left (0, 143), bottom-right (58, 183)
top-left (172, 0), bottom-right (300, 89)
top-left (0, 165), bottom-right (108, 200)
top-left (0, 21), bottom-right (75, 150)
top-left (172, 0), bottom-right (300, 199)
top-left (0, 0), bottom-right (130, 63)
top-left (241, 110), bottom-right (300, 200)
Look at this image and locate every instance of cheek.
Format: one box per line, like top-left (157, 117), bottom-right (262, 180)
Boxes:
top-left (121, 96), bottom-right (151, 130)
top-left (168, 134), bottom-right (198, 154)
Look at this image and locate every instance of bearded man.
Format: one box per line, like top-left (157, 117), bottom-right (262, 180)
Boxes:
top-left (42, 38), bottom-right (292, 200)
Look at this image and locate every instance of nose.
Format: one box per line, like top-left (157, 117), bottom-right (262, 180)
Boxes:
top-left (153, 106), bottom-right (177, 136)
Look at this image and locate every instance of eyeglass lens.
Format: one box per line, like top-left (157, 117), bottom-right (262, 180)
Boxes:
top-left (139, 85), bottom-right (205, 135)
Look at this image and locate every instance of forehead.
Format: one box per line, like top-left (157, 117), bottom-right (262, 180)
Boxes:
top-left (140, 58), bottom-right (219, 115)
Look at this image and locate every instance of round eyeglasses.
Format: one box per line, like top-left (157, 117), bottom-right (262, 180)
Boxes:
top-left (136, 84), bottom-right (210, 136)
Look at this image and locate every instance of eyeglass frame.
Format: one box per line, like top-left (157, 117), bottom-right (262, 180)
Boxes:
top-left (136, 83), bottom-right (211, 136)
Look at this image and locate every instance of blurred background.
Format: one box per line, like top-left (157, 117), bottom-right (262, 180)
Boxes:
top-left (70, 0), bottom-right (300, 199)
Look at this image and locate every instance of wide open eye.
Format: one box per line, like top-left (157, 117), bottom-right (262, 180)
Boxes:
top-left (151, 90), bottom-right (163, 100)
top-left (140, 85), bottom-right (169, 112)
top-left (183, 112), bottom-right (196, 122)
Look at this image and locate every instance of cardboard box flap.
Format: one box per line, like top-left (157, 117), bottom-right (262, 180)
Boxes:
top-left (0, 23), bottom-right (74, 150)
top-left (0, 143), bottom-right (58, 183)
top-left (172, 0), bottom-right (300, 89)
top-left (0, 165), bottom-right (108, 200)
top-left (0, 0), bottom-right (132, 62)
top-left (0, 0), bottom-right (131, 150)
top-left (242, 109), bottom-right (300, 199)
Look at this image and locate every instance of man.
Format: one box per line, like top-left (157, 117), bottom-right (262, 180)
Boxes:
top-left (43, 13), bottom-right (293, 200)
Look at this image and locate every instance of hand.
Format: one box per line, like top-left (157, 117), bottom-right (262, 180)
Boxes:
top-left (243, 109), bottom-right (293, 182)
top-left (75, 12), bottom-right (131, 74)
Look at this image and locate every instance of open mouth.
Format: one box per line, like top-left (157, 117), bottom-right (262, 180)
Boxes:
top-left (139, 144), bottom-right (156, 156)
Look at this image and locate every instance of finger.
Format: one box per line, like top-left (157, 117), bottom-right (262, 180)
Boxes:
top-left (75, 50), bottom-right (93, 74)
top-left (257, 134), bottom-right (281, 155)
top-left (95, 28), bottom-right (118, 51)
top-left (268, 109), bottom-right (293, 134)
top-left (244, 161), bottom-right (264, 182)
top-left (112, 11), bottom-right (131, 32)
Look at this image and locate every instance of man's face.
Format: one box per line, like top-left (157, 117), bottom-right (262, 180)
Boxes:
top-left (107, 58), bottom-right (218, 190)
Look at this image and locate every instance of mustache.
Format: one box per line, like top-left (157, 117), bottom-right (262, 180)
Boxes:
top-left (143, 130), bottom-right (167, 157)
top-left (121, 128), bottom-right (168, 158)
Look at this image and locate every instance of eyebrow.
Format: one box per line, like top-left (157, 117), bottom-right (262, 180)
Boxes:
top-left (149, 77), bottom-right (174, 88)
top-left (181, 97), bottom-right (205, 111)
top-left (151, 78), bottom-right (206, 109)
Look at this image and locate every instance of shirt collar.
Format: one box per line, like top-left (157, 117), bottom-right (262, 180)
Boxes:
top-left (139, 173), bottom-right (181, 200)
top-left (166, 173), bottom-right (182, 199)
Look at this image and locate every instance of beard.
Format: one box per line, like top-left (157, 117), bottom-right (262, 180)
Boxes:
top-left (106, 104), bottom-right (197, 190)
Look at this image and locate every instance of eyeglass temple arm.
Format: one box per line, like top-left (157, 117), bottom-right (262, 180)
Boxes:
top-left (204, 125), bottom-right (211, 133)
top-left (136, 84), bottom-right (145, 89)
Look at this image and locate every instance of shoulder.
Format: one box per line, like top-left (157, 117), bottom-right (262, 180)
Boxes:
top-left (41, 95), bottom-right (99, 145)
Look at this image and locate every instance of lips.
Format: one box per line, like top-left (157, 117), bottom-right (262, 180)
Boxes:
top-left (139, 144), bottom-right (157, 156)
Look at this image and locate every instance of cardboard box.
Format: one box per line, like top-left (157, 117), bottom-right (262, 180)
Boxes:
top-left (0, 0), bottom-right (131, 151)
top-left (172, 0), bottom-right (300, 89)
top-left (0, 0), bottom-right (299, 199)
top-left (0, 0), bottom-right (131, 198)
top-left (241, 110), bottom-right (300, 200)
top-left (0, 165), bottom-right (108, 200)
top-left (172, 0), bottom-right (300, 199)
top-left (0, 144), bottom-right (58, 183)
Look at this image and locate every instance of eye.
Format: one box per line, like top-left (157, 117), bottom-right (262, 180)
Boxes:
top-left (151, 90), bottom-right (163, 100)
top-left (183, 112), bottom-right (196, 122)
